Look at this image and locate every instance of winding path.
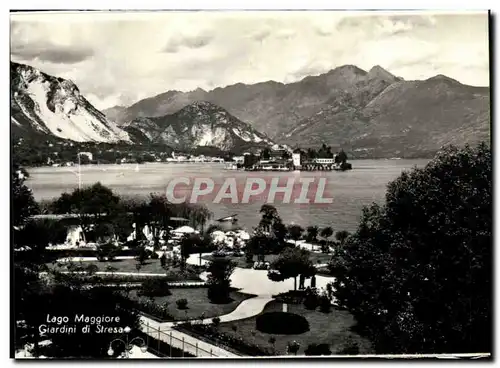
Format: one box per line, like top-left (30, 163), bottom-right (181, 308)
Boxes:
top-left (49, 252), bottom-right (335, 357)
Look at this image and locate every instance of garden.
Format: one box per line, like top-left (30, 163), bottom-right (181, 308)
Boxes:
top-left (175, 298), bottom-right (372, 356)
top-left (126, 286), bottom-right (255, 322)
top-left (202, 251), bottom-right (332, 270)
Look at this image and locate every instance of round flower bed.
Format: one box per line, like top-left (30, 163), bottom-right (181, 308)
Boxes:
top-left (255, 312), bottom-right (310, 335)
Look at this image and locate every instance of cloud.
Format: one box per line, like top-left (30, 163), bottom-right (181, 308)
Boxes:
top-left (10, 20), bottom-right (95, 64)
top-left (11, 43), bottom-right (94, 64)
top-left (9, 11), bottom-right (489, 110)
top-left (163, 33), bottom-right (213, 53)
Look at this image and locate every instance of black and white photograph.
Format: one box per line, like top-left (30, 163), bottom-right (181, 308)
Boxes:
top-left (10, 9), bottom-right (492, 359)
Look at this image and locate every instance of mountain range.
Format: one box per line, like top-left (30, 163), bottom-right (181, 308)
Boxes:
top-left (10, 62), bottom-right (271, 152)
top-left (10, 61), bottom-right (490, 158)
top-left (105, 64), bottom-right (490, 158)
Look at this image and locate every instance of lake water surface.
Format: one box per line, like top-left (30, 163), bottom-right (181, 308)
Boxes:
top-left (26, 159), bottom-right (429, 232)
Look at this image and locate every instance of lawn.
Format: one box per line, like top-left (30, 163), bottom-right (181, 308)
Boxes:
top-left (202, 252), bottom-right (332, 269)
top-left (213, 300), bottom-right (373, 355)
top-left (128, 287), bottom-right (255, 321)
top-left (47, 258), bottom-right (202, 281)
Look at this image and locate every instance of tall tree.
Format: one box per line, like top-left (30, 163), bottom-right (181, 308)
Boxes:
top-left (52, 183), bottom-right (121, 241)
top-left (320, 226), bottom-right (334, 242)
top-left (329, 143), bottom-right (491, 354)
top-left (306, 225), bottom-right (319, 243)
top-left (179, 234), bottom-right (201, 270)
top-left (267, 248), bottom-right (316, 291)
top-left (258, 204), bottom-right (279, 232)
top-left (147, 194), bottom-right (172, 248)
top-left (12, 163), bottom-right (39, 228)
top-left (287, 224), bottom-right (304, 245)
top-left (206, 258), bottom-right (236, 302)
top-left (335, 230), bottom-right (350, 246)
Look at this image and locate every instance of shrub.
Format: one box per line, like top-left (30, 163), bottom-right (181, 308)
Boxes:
top-left (139, 278), bottom-right (172, 297)
top-left (176, 323), bottom-right (274, 356)
top-left (256, 312), bottom-right (310, 335)
top-left (176, 298), bottom-right (188, 309)
top-left (338, 340), bottom-right (360, 355)
top-left (305, 343), bottom-right (332, 356)
top-left (135, 247), bottom-right (149, 264)
top-left (303, 288), bottom-right (319, 310)
top-left (319, 294), bottom-right (331, 313)
top-left (212, 317), bottom-right (221, 327)
top-left (245, 252), bottom-right (254, 263)
top-left (273, 290), bottom-right (306, 304)
top-left (287, 340), bottom-right (300, 355)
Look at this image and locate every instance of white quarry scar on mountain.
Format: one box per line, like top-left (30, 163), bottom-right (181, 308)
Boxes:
top-left (17, 78), bottom-right (129, 143)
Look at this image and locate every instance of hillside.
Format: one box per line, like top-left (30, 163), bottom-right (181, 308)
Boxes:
top-left (11, 62), bottom-right (131, 143)
top-left (123, 101), bottom-right (273, 152)
top-left (107, 64), bottom-right (490, 158)
top-left (286, 76), bottom-right (490, 157)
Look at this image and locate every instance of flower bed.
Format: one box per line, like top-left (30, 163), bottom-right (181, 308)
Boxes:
top-left (272, 290), bottom-right (306, 304)
top-left (174, 323), bottom-right (275, 356)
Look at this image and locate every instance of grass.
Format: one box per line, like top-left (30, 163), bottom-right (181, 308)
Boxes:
top-left (214, 300), bottom-right (373, 355)
top-left (47, 258), bottom-right (202, 281)
top-left (128, 287), bottom-right (255, 321)
top-left (202, 252), bottom-right (332, 269)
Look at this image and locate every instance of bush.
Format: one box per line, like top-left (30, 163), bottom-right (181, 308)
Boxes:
top-left (338, 340), bottom-right (360, 355)
top-left (245, 252), bottom-right (254, 263)
top-left (287, 340), bottom-right (300, 355)
top-left (207, 283), bottom-right (231, 303)
top-left (176, 323), bottom-right (275, 356)
top-left (256, 312), bottom-right (310, 335)
top-left (176, 298), bottom-right (188, 309)
top-left (212, 317), bottom-right (221, 327)
top-left (329, 143), bottom-right (492, 354)
top-left (139, 278), bottom-right (172, 297)
top-left (305, 343), bottom-right (332, 356)
top-left (273, 290), bottom-right (306, 304)
top-left (318, 294), bottom-right (331, 313)
top-left (303, 288), bottom-right (319, 310)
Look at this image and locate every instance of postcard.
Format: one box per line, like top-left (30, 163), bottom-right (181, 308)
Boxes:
top-left (11, 9), bottom-right (491, 360)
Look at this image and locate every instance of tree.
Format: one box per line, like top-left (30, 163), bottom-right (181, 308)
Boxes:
top-left (329, 143), bottom-right (491, 354)
top-left (135, 247), bottom-right (149, 265)
top-left (267, 247), bottom-right (316, 290)
top-left (336, 149), bottom-right (348, 164)
top-left (206, 258), bottom-right (236, 302)
top-left (320, 226), bottom-right (334, 242)
top-left (247, 230), bottom-right (272, 261)
top-left (335, 230), bottom-right (350, 246)
top-left (121, 197), bottom-right (149, 245)
top-left (52, 183), bottom-right (121, 241)
top-left (261, 148), bottom-right (271, 160)
top-left (258, 204), bottom-right (279, 232)
top-left (306, 225), bottom-right (319, 243)
top-left (160, 253), bottom-right (167, 269)
top-left (179, 234), bottom-right (201, 269)
top-left (12, 163), bottom-right (39, 228)
top-left (287, 224), bottom-right (304, 245)
top-left (146, 194), bottom-right (172, 248)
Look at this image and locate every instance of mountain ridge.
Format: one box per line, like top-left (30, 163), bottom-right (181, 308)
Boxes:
top-left (123, 100), bottom-right (273, 151)
top-left (11, 62), bottom-right (131, 143)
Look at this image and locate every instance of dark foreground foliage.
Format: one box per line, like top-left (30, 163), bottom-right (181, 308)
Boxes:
top-left (329, 143), bottom-right (492, 354)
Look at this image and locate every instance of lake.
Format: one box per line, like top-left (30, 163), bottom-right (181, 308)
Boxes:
top-left (26, 159), bottom-right (429, 232)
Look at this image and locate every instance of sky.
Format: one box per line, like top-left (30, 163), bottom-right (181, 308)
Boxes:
top-left (10, 11), bottom-right (490, 110)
